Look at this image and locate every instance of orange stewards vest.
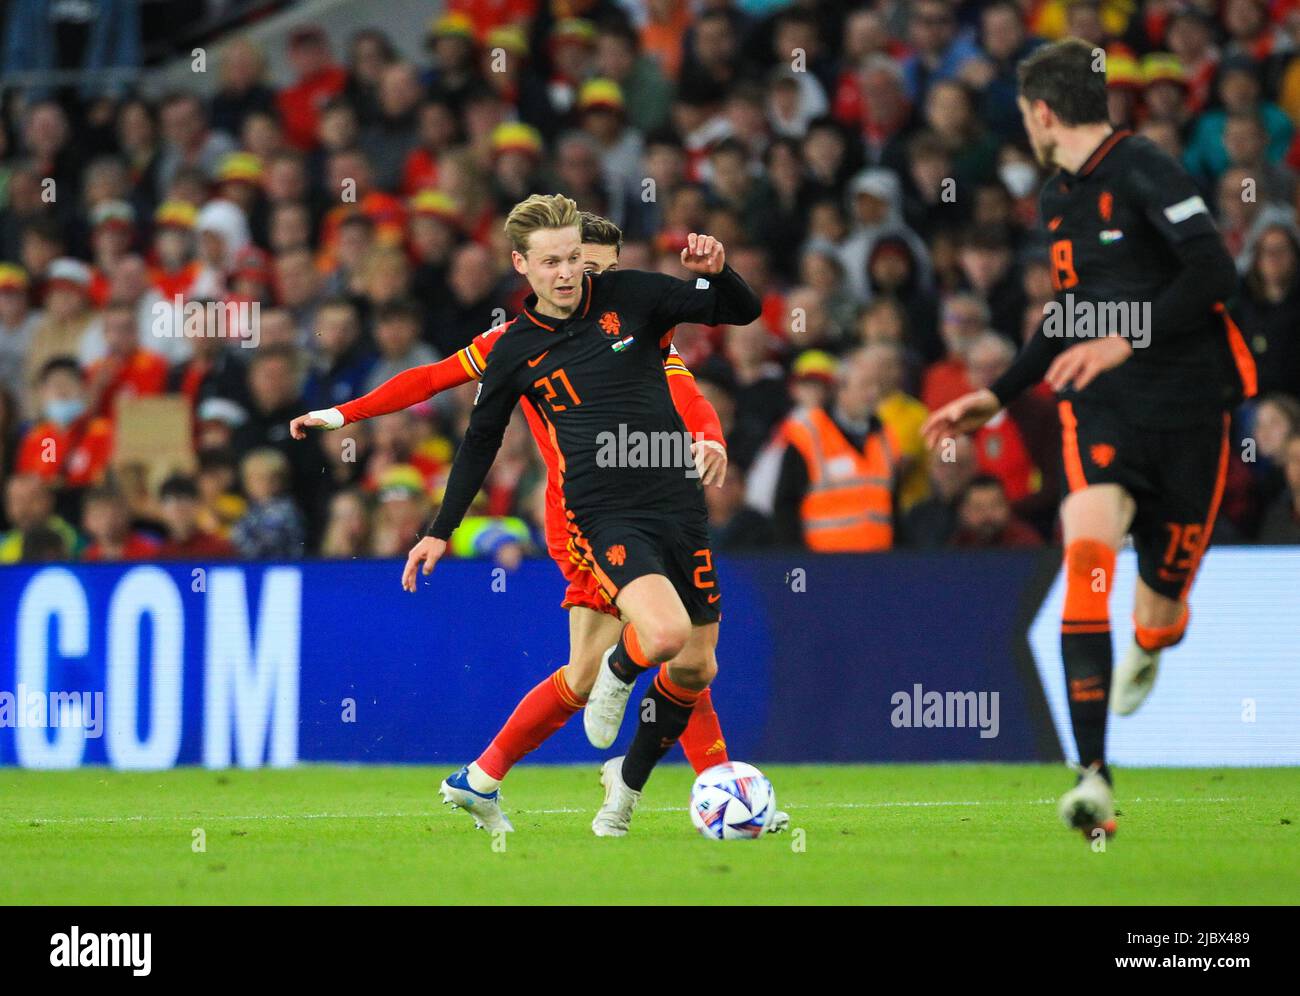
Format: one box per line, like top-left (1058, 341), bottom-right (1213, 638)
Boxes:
top-left (782, 407), bottom-right (897, 552)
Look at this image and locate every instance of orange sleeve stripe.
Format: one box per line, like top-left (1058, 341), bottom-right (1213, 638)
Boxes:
top-left (456, 350), bottom-right (479, 380)
top-left (1058, 401), bottom-right (1088, 493)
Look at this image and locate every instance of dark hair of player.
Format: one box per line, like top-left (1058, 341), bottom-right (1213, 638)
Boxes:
top-left (579, 212), bottom-right (623, 252)
top-left (1017, 38), bottom-right (1109, 126)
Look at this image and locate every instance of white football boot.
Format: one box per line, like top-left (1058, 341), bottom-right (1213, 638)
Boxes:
top-left (439, 766), bottom-right (514, 833)
top-left (765, 809), bottom-right (791, 833)
top-left (592, 756), bottom-right (641, 837)
top-left (1058, 763), bottom-right (1117, 839)
top-left (1111, 641), bottom-right (1161, 715)
top-left (583, 645), bottom-right (636, 749)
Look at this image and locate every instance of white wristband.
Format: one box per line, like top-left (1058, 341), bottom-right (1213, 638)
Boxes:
top-left (308, 408), bottom-right (345, 430)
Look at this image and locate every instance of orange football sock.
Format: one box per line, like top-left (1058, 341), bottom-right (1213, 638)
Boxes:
top-left (1134, 606), bottom-right (1190, 651)
top-left (1061, 538), bottom-right (1117, 774)
top-left (476, 668), bottom-right (586, 781)
top-left (679, 686), bottom-right (729, 773)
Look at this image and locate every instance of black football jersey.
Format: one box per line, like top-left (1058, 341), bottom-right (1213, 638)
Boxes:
top-left (1033, 131), bottom-right (1244, 427)
top-left (429, 265), bottom-right (761, 539)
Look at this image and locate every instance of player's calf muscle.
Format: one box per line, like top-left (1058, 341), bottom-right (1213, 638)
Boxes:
top-left (564, 608), bottom-right (623, 696)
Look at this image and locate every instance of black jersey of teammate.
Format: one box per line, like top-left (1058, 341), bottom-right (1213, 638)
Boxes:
top-left (1036, 130), bottom-right (1245, 427)
top-left (428, 265), bottom-right (761, 540)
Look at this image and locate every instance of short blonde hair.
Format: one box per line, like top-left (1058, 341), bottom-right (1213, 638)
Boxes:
top-left (241, 448), bottom-right (289, 490)
top-left (504, 193), bottom-right (580, 254)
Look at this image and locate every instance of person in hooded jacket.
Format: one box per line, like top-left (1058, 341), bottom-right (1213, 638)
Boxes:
top-left (1235, 209), bottom-right (1300, 400)
top-left (837, 166), bottom-right (933, 304)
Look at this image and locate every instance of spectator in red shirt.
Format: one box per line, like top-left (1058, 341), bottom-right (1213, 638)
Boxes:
top-left (81, 485), bottom-right (161, 561)
top-left (16, 357), bottom-right (114, 490)
top-left (948, 475), bottom-right (1044, 549)
top-left (155, 474), bottom-right (235, 559)
top-left (149, 200), bottom-right (201, 301)
top-left (87, 201), bottom-right (136, 306)
top-left (401, 101), bottom-right (460, 195)
top-left (964, 331), bottom-right (1061, 536)
top-left (86, 301), bottom-right (169, 419)
top-left (920, 292), bottom-right (984, 410)
top-left (277, 26), bottom-right (348, 152)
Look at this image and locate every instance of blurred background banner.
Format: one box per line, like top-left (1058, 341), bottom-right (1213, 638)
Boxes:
top-left (1, 549), bottom-right (1293, 770)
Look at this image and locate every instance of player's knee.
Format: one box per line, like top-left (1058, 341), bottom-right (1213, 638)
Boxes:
top-left (666, 652), bottom-right (716, 690)
top-left (639, 618), bottom-right (690, 663)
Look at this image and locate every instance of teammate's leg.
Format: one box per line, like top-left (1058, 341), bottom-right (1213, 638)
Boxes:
top-left (1114, 416), bottom-right (1229, 715)
top-left (1059, 484), bottom-right (1132, 775)
top-left (1056, 483), bottom-right (1133, 836)
top-left (1110, 580), bottom-right (1189, 715)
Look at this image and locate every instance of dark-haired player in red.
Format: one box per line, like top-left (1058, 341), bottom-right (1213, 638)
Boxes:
top-left (925, 40), bottom-right (1256, 841)
top-left (292, 212), bottom-right (788, 835)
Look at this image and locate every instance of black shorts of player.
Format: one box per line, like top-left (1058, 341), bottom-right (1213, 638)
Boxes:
top-left (1058, 400), bottom-right (1230, 601)
top-left (574, 512), bottom-right (721, 624)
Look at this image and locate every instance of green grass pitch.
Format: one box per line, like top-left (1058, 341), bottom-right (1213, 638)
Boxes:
top-left (1, 764), bottom-right (1296, 904)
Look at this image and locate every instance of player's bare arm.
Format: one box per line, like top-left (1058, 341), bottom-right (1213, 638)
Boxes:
top-left (402, 536), bottom-right (447, 591)
top-left (1045, 334), bottom-right (1134, 392)
top-left (691, 439), bottom-right (727, 487)
top-left (921, 388), bottom-right (1001, 450)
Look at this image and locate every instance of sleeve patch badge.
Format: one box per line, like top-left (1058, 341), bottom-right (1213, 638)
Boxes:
top-left (1164, 195), bottom-right (1208, 224)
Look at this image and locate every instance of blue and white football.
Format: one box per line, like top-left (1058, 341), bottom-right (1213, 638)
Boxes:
top-left (689, 761), bottom-right (776, 840)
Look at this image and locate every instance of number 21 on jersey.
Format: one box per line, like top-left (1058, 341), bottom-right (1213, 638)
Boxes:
top-left (533, 368), bottom-right (582, 412)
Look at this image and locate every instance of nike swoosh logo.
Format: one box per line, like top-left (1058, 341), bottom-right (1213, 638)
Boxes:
top-left (527, 350), bottom-right (550, 367)
top-left (707, 593), bottom-right (721, 603)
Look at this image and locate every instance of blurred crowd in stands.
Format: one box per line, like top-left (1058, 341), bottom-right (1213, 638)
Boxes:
top-left (1, 0), bottom-right (1300, 566)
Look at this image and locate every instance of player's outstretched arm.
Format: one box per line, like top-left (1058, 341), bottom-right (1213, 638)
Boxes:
top-left (291, 327), bottom-right (511, 438)
top-left (290, 356), bottom-right (471, 439)
top-left (922, 388), bottom-right (1002, 450)
top-left (617, 233), bottom-right (762, 329)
